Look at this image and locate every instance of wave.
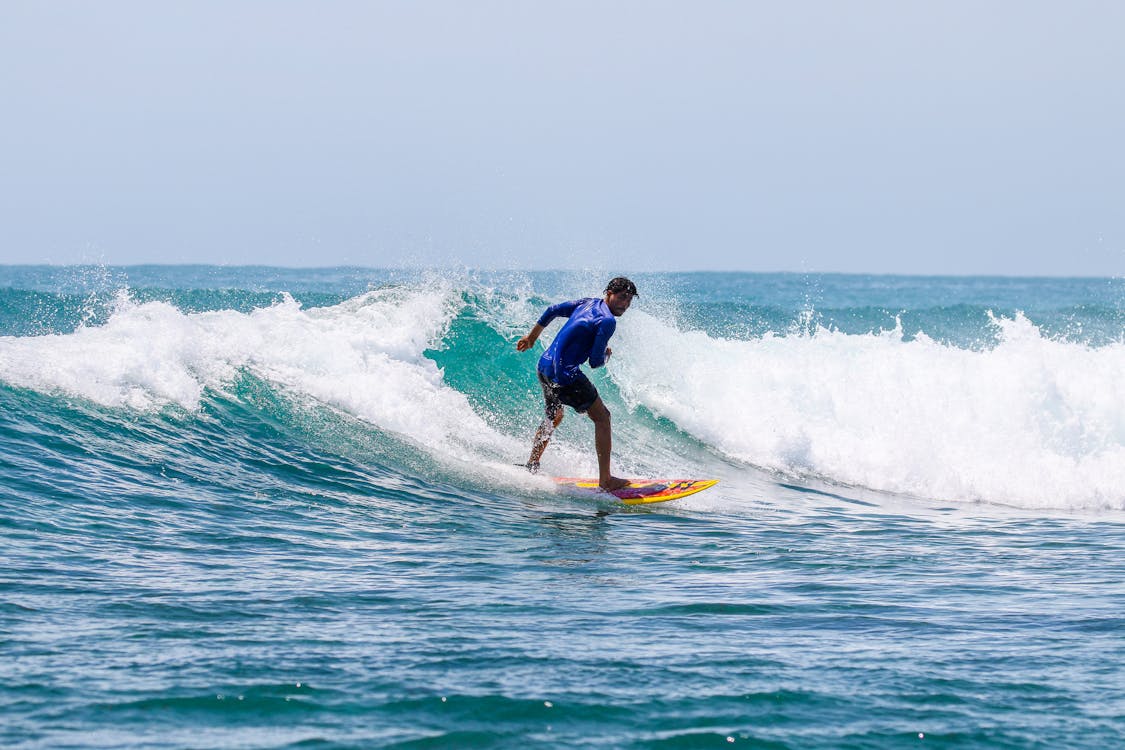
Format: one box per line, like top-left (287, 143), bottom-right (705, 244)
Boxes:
top-left (1, 278), bottom-right (1122, 511)
top-left (613, 310), bottom-right (1125, 510)
top-left (0, 283), bottom-right (533, 473)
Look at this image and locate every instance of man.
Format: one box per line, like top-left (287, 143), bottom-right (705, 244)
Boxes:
top-left (516, 276), bottom-right (638, 491)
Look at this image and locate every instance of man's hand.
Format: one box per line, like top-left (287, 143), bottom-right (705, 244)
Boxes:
top-left (604, 347), bottom-right (613, 360)
top-left (516, 324), bottom-right (545, 352)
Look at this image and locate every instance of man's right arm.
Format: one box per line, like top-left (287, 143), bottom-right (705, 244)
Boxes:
top-left (587, 316), bottom-right (617, 368)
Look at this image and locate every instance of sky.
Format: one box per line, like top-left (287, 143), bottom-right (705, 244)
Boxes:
top-left (1, 1), bottom-right (1123, 275)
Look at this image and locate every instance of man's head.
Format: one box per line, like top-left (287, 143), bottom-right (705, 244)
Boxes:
top-left (604, 276), bottom-right (637, 316)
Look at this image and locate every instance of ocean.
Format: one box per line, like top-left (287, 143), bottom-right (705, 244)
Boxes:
top-left (1, 265), bottom-right (1123, 748)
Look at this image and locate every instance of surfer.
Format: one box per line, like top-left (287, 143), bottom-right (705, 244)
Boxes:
top-left (516, 277), bottom-right (638, 492)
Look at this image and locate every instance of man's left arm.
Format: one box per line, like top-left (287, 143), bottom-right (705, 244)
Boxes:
top-left (517, 299), bottom-right (582, 352)
top-left (516, 323), bottom-right (545, 352)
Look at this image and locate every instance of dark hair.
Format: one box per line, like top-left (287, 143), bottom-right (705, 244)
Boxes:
top-left (605, 276), bottom-right (638, 296)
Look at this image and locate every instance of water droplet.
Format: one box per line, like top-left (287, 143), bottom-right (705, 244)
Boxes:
top-left (441, 696), bottom-right (447, 702)
top-left (727, 737), bottom-right (735, 743)
top-left (918, 733), bottom-right (925, 739)
top-left (544, 701), bottom-right (553, 708)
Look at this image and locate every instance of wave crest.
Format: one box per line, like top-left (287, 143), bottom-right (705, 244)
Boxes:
top-left (612, 310), bottom-right (1125, 510)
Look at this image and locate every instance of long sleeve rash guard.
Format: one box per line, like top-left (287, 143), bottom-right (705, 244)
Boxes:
top-left (536, 298), bottom-right (617, 385)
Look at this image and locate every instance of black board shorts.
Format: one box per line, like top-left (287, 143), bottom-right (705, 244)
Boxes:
top-left (538, 371), bottom-right (599, 415)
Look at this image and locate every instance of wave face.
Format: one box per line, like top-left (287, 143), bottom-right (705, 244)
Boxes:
top-left (2, 267), bottom-right (1122, 510)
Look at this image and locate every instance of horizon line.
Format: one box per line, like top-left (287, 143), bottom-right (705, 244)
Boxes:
top-left (0, 262), bottom-right (1121, 282)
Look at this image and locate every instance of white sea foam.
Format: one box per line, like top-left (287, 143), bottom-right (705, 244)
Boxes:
top-left (9, 282), bottom-right (1120, 510)
top-left (612, 310), bottom-right (1125, 510)
top-left (0, 285), bottom-right (540, 476)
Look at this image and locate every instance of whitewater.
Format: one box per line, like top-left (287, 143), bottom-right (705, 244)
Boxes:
top-left (2, 266), bottom-right (1123, 748)
top-left (2, 268), bottom-right (1122, 510)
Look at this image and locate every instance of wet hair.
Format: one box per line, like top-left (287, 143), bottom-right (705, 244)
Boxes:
top-left (605, 277), bottom-right (638, 297)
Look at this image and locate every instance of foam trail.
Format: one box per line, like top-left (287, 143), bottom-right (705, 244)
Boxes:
top-left (612, 310), bottom-right (1125, 510)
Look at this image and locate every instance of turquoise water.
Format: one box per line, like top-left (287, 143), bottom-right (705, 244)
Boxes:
top-left (2, 266), bottom-right (1123, 748)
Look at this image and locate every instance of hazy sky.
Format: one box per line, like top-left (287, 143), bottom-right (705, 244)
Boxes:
top-left (2, 1), bottom-right (1123, 275)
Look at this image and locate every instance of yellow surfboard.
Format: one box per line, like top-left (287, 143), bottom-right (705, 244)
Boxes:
top-left (552, 478), bottom-right (718, 505)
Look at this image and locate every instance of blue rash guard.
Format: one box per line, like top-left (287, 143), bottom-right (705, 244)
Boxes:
top-left (536, 298), bottom-right (617, 386)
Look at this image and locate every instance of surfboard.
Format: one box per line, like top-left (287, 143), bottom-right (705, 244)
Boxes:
top-left (552, 478), bottom-right (718, 505)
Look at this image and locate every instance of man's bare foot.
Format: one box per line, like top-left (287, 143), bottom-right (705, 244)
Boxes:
top-left (600, 476), bottom-right (631, 492)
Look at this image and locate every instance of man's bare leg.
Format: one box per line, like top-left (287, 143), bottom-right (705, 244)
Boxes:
top-left (527, 408), bottom-right (563, 471)
top-left (586, 398), bottom-right (629, 491)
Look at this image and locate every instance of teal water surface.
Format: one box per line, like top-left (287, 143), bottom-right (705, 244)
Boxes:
top-left (1, 266), bottom-right (1123, 748)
